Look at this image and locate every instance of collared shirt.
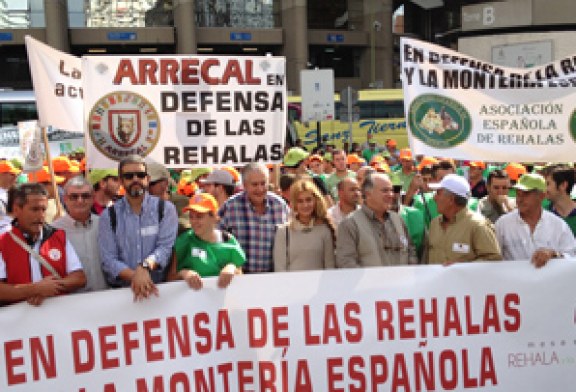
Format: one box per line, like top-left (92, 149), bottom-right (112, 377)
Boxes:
top-left (52, 213), bottom-right (108, 292)
top-left (325, 170), bottom-right (356, 201)
top-left (427, 208), bottom-right (502, 264)
top-left (495, 209), bottom-right (576, 260)
top-left (0, 226), bottom-right (83, 281)
top-left (218, 191), bottom-right (289, 273)
top-left (98, 193), bottom-right (178, 285)
top-left (336, 204), bottom-right (418, 267)
top-left (328, 203), bottom-right (359, 227)
top-left (478, 196), bottom-right (516, 224)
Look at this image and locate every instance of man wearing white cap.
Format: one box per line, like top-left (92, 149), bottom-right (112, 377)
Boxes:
top-left (200, 169), bottom-right (236, 207)
top-left (426, 174), bottom-right (502, 264)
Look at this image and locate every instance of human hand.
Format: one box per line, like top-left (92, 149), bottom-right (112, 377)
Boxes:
top-left (531, 248), bottom-right (557, 268)
top-left (131, 267), bottom-right (159, 301)
top-left (218, 264), bottom-right (237, 288)
top-left (181, 269), bottom-right (203, 290)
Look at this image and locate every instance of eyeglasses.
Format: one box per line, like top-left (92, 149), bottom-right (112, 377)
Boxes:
top-left (68, 193), bottom-right (92, 201)
top-left (122, 171), bottom-right (147, 180)
top-left (492, 186), bottom-right (510, 190)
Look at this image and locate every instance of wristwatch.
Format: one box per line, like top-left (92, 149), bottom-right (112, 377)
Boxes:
top-left (139, 259), bottom-right (153, 271)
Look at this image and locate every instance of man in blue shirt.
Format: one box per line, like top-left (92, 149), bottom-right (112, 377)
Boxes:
top-left (98, 155), bottom-right (178, 301)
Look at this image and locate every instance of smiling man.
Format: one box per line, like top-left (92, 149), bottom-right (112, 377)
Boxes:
top-left (0, 183), bottom-right (86, 305)
top-left (218, 162), bottom-right (289, 273)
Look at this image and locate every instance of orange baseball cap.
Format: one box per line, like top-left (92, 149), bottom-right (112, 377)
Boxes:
top-left (505, 163), bottom-right (527, 181)
top-left (0, 160), bottom-right (21, 175)
top-left (386, 139), bottom-right (397, 147)
top-left (29, 167), bottom-right (65, 184)
top-left (177, 179), bottom-right (198, 197)
top-left (399, 148), bottom-right (412, 160)
top-left (468, 161), bottom-right (486, 169)
top-left (374, 162), bottom-right (391, 173)
top-left (52, 156), bottom-right (74, 172)
top-left (346, 154), bottom-right (364, 165)
top-left (183, 193), bottom-right (219, 214)
top-left (418, 156), bottom-right (439, 171)
top-left (221, 166), bottom-right (240, 183)
top-left (370, 155), bottom-right (385, 165)
top-left (70, 160), bottom-right (81, 173)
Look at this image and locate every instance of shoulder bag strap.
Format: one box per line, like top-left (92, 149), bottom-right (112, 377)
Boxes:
top-left (8, 231), bottom-right (62, 279)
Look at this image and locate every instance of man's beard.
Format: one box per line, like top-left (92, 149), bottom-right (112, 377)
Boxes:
top-left (128, 183), bottom-right (146, 197)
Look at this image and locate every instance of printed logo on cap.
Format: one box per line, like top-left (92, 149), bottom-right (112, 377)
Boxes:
top-left (408, 94), bottom-right (472, 149)
top-left (88, 91), bottom-right (160, 161)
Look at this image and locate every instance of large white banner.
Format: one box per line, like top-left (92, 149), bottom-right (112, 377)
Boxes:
top-left (83, 56), bottom-right (286, 169)
top-left (401, 37), bottom-right (576, 162)
top-left (24, 35), bottom-right (83, 133)
top-left (1, 261), bottom-right (575, 391)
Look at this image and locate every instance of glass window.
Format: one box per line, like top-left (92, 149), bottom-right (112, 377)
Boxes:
top-left (69, 0), bottom-right (173, 28)
top-left (309, 46), bottom-right (361, 78)
top-left (195, 0), bottom-right (279, 28)
top-left (307, 1), bottom-right (348, 30)
top-left (0, 0), bottom-right (45, 28)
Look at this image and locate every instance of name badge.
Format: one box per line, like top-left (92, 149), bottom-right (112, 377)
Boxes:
top-left (192, 248), bottom-right (207, 259)
top-left (140, 225), bottom-right (159, 236)
top-left (452, 242), bottom-right (470, 253)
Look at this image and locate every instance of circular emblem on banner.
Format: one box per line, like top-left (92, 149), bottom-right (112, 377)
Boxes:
top-left (408, 94), bottom-right (472, 149)
top-left (48, 248), bottom-right (62, 261)
top-left (568, 109), bottom-right (576, 143)
top-left (88, 91), bottom-right (160, 161)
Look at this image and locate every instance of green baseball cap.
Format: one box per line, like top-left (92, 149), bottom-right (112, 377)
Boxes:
top-left (88, 169), bottom-right (118, 186)
top-left (283, 147), bottom-right (309, 167)
top-left (513, 173), bottom-right (546, 192)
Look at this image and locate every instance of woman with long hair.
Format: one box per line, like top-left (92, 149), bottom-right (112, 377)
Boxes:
top-left (273, 179), bottom-right (336, 271)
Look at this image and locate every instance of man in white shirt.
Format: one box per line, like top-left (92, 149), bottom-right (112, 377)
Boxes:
top-left (328, 177), bottom-right (361, 227)
top-left (495, 173), bottom-right (576, 267)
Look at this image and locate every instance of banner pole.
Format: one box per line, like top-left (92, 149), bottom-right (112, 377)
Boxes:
top-left (41, 127), bottom-right (63, 217)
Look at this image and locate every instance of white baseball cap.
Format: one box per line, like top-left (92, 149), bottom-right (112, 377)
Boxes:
top-left (429, 174), bottom-right (471, 199)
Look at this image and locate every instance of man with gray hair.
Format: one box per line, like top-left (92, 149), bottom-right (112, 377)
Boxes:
top-left (218, 162), bottom-right (289, 273)
top-left (426, 174), bottom-right (502, 264)
top-left (53, 176), bottom-right (108, 292)
top-left (336, 172), bottom-right (417, 267)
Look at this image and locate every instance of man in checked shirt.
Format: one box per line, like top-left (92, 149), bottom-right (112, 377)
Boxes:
top-left (218, 163), bottom-right (289, 273)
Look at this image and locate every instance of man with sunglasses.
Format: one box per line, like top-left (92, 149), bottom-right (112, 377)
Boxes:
top-left (98, 155), bottom-right (178, 301)
top-left (53, 176), bottom-right (108, 292)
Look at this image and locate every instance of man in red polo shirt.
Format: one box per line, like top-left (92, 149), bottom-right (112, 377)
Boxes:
top-left (0, 183), bottom-right (86, 305)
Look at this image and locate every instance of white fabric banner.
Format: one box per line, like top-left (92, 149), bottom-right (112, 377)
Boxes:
top-left (82, 55), bottom-right (286, 169)
top-left (401, 37), bottom-right (576, 162)
top-left (17, 120), bottom-right (43, 172)
top-left (1, 261), bottom-right (575, 391)
top-left (24, 36), bottom-right (83, 133)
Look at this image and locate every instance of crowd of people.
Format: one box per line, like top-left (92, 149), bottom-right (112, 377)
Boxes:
top-left (1, 137), bottom-right (575, 306)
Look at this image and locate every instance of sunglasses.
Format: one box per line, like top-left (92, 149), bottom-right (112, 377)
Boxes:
top-left (68, 193), bottom-right (92, 201)
top-left (122, 171), bottom-right (147, 180)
